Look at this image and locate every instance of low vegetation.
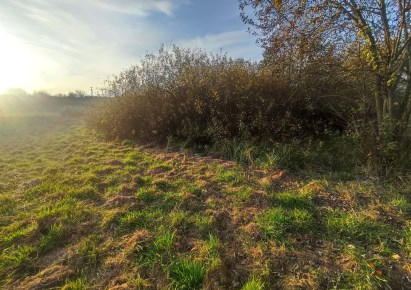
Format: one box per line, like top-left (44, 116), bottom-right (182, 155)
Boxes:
top-left (87, 46), bottom-right (410, 176)
top-left (1, 115), bottom-right (410, 289)
top-left (88, 46), bottom-right (349, 142)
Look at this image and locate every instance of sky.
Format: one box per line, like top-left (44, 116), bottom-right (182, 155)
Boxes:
top-left (0, 0), bottom-right (263, 94)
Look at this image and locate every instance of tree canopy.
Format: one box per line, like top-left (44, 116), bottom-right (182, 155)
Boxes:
top-left (240, 0), bottom-right (411, 146)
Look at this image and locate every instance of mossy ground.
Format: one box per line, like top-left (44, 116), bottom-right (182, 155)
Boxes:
top-left (0, 116), bottom-right (410, 289)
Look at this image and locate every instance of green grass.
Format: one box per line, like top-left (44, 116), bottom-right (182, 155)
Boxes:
top-left (216, 167), bottom-right (244, 186)
top-left (39, 222), bottom-right (65, 252)
top-left (204, 234), bottom-right (220, 267)
top-left (0, 245), bottom-right (33, 272)
top-left (405, 227), bottom-right (411, 257)
top-left (76, 235), bottom-right (101, 270)
top-left (62, 278), bottom-right (88, 290)
top-left (169, 258), bottom-right (208, 289)
top-left (258, 207), bottom-right (316, 242)
top-left (242, 276), bottom-right (265, 290)
top-left (325, 210), bottom-right (393, 246)
top-left (117, 209), bottom-right (164, 233)
top-left (152, 228), bottom-right (175, 255)
top-left (0, 115), bottom-right (410, 289)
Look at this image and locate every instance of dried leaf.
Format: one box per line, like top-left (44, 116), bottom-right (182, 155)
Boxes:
top-left (273, 0), bottom-right (282, 9)
top-left (391, 254), bottom-right (400, 260)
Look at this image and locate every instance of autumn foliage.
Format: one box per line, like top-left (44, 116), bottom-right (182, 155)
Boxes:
top-left (87, 46), bottom-right (349, 145)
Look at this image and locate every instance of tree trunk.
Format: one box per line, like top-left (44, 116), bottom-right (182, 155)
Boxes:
top-left (374, 74), bottom-right (384, 126)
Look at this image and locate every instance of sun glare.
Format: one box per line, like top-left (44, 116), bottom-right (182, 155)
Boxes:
top-left (0, 29), bottom-right (34, 93)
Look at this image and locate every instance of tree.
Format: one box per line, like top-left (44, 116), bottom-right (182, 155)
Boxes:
top-left (239, 0), bottom-right (411, 147)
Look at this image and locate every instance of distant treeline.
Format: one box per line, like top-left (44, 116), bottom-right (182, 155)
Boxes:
top-left (0, 89), bottom-right (105, 117)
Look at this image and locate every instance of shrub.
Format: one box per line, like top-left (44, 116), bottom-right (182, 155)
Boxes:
top-left (87, 45), bottom-right (347, 145)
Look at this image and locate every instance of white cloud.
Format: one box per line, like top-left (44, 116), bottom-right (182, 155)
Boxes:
top-left (177, 30), bottom-right (262, 61)
top-left (0, 0), bottom-right (186, 93)
top-left (94, 0), bottom-right (184, 16)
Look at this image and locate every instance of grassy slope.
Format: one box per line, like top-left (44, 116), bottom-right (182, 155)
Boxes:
top-left (0, 116), bottom-right (410, 289)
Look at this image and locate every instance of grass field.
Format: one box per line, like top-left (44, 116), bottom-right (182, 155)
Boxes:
top-left (0, 115), bottom-right (410, 289)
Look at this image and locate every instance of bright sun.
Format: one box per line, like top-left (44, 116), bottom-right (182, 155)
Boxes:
top-left (0, 29), bottom-right (34, 93)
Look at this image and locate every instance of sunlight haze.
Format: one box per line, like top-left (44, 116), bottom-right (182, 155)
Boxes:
top-left (0, 29), bottom-right (33, 92)
top-left (0, 0), bottom-right (262, 94)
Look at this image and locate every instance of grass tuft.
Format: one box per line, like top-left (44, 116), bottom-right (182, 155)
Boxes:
top-left (257, 207), bottom-right (316, 242)
top-left (117, 209), bottom-right (164, 233)
top-left (325, 210), bottom-right (392, 246)
top-left (62, 278), bottom-right (88, 290)
top-left (0, 245), bottom-right (33, 272)
top-left (39, 223), bottom-right (65, 252)
top-left (242, 276), bottom-right (265, 290)
top-left (169, 258), bottom-right (207, 290)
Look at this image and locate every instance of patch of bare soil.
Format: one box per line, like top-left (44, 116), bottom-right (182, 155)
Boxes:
top-left (386, 263), bottom-right (411, 289)
top-left (104, 159), bottom-right (124, 167)
top-left (94, 252), bottom-right (128, 289)
top-left (35, 247), bottom-right (74, 268)
top-left (313, 190), bottom-right (351, 210)
top-left (207, 206), bottom-right (252, 288)
top-left (377, 205), bottom-right (407, 226)
top-left (104, 196), bottom-right (141, 208)
top-left (119, 230), bottom-right (151, 253)
top-left (90, 230), bottom-right (152, 289)
top-left (243, 190), bottom-right (270, 209)
top-left (15, 265), bottom-right (73, 290)
top-left (17, 178), bottom-right (41, 193)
